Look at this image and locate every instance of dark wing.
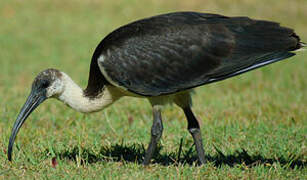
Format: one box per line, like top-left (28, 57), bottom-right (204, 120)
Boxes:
top-left (92, 12), bottom-right (301, 96)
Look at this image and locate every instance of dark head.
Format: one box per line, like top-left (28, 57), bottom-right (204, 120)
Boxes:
top-left (8, 68), bottom-right (64, 161)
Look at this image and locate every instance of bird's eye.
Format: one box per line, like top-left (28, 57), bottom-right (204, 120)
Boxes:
top-left (41, 80), bottom-right (50, 88)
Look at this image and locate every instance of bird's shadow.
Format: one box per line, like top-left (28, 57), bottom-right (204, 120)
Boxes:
top-left (44, 141), bottom-right (305, 168)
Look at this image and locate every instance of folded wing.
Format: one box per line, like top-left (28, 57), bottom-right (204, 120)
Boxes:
top-left (95, 12), bottom-right (301, 96)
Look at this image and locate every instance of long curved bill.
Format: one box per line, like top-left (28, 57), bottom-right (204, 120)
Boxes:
top-left (8, 91), bottom-right (46, 161)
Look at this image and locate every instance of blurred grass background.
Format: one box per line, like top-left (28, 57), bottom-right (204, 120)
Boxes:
top-left (0, 0), bottom-right (306, 179)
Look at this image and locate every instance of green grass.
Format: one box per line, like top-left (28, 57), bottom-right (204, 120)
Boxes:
top-left (0, 0), bottom-right (306, 179)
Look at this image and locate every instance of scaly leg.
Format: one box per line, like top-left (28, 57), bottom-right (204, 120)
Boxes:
top-left (143, 106), bottom-right (163, 165)
top-left (183, 107), bottom-right (206, 165)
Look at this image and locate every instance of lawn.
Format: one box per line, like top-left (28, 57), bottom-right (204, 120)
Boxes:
top-left (0, 0), bottom-right (306, 179)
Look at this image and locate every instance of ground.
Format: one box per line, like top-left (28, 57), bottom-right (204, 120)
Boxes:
top-left (0, 0), bottom-right (306, 179)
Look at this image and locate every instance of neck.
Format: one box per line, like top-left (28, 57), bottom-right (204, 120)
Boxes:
top-left (57, 73), bottom-right (120, 113)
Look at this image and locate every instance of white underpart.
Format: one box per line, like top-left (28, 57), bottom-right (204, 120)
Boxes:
top-left (56, 72), bottom-right (117, 113)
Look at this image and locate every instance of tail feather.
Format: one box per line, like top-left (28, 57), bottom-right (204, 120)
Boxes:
top-left (300, 42), bottom-right (306, 48)
top-left (206, 51), bottom-right (295, 84)
top-left (203, 17), bottom-right (304, 85)
top-left (293, 42), bottom-right (306, 52)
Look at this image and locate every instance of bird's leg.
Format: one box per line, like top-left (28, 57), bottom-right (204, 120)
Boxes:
top-left (143, 105), bottom-right (163, 165)
top-left (183, 107), bottom-right (206, 165)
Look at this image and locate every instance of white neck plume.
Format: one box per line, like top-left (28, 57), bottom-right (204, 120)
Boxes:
top-left (57, 73), bottom-right (119, 113)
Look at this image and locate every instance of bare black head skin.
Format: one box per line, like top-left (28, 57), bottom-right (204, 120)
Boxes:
top-left (8, 69), bottom-right (64, 161)
top-left (7, 12), bottom-right (304, 165)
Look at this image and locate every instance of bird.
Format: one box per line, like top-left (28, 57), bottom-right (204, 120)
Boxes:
top-left (8, 11), bottom-right (305, 165)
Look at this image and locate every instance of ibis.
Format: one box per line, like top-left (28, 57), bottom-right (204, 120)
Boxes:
top-left (8, 12), bottom-right (305, 165)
